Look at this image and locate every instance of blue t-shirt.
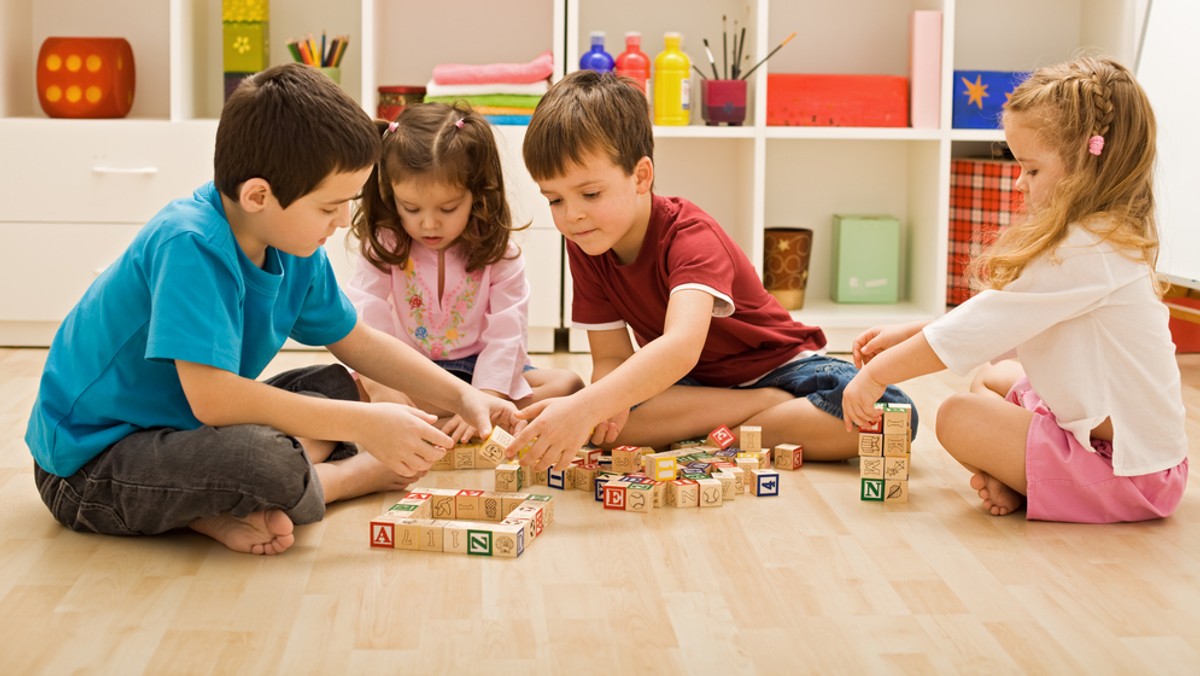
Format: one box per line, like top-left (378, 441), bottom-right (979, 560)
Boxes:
top-left (26, 182), bottom-right (358, 476)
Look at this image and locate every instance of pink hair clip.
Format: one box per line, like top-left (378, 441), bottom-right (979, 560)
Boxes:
top-left (383, 121), bottom-right (399, 138)
top-left (454, 119), bottom-right (465, 129)
top-left (1088, 134), bottom-right (1105, 156)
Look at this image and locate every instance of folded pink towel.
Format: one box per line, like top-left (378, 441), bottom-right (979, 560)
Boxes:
top-left (432, 51), bottom-right (554, 85)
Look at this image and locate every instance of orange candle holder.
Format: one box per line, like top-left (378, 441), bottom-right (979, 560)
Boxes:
top-left (37, 37), bottom-right (136, 118)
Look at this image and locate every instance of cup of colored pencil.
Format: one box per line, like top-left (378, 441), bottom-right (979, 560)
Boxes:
top-left (288, 32), bottom-right (349, 84)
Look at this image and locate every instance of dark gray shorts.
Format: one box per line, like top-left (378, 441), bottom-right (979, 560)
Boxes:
top-left (34, 364), bottom-right (360, 536)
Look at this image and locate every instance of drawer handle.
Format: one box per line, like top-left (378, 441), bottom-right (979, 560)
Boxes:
top-left (92, 166), bottom-right (160, 175)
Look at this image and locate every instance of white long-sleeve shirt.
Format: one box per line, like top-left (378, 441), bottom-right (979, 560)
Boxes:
top-left (347, 239), bottom-right (533, 401)
top-left (923, 225), bottom-right (1188, 476)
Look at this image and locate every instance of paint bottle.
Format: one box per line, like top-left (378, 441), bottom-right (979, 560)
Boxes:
top-left (652, 32), bottom-right (690, 125)
top-left (615, 31), bottom-right (651, 94)
top-left (579, 31), bottom-right (615, 73)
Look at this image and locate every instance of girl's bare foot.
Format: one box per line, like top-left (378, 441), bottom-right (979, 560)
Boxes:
top-left (190, 509), bottom-right (295, 555)
top-left (315, 452), bottom-right (424, 503)
top-left (969, 472), bottom-right (1025, 516)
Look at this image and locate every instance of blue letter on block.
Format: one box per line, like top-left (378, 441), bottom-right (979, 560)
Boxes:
top-left (757, 472), bottom-right (779, 496)
top-left (861, 478), bottom-right (884, 502)
top-left (548, 467), bottom-right (566, 489)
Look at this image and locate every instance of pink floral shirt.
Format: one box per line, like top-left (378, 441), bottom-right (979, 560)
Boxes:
top-left (348, 238), bottom-right (533, 400)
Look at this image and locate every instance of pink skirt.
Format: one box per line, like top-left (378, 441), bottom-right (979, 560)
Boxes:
top-left (1008, 377), bottom-right (1188, 523)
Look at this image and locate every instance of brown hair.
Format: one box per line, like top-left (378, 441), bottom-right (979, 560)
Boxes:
top-left (970, 56), bottom-right (1160, 292)
top-left (352, 103), bottom-right (522, 272)
top-left (523, 69), bottom-right (654, 181)
top-left (214, 63), bottom-right (380, 208)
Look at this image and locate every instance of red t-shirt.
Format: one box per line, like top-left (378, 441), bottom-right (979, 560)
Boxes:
top-left (569, 194), bottom-right (826, 386)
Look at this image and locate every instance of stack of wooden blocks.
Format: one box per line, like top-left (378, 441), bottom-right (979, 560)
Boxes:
top-left (858, 403), bottom-right (912, 503)
top-left (368, 486), bottom-right (554, 558)
top-left (496, 425), bottom-right (803, 513)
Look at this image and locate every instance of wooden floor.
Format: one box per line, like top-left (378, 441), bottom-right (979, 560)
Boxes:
top-left (1, 347), bottom-right (1198, 674)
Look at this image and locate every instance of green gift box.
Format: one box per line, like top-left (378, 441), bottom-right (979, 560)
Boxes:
top-left (831, 214), bottom-right (901, 303)
top-left (224, 21), bottom-right (269, 73)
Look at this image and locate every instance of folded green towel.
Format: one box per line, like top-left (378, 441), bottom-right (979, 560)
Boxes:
top-left (425, 94), bottom-right (542, 109)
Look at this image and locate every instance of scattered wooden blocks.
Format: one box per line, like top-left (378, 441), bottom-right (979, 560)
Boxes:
top-left (370, 486), bottom-right (555, 557)
top-left (860, 403), bottom-right (912, 504)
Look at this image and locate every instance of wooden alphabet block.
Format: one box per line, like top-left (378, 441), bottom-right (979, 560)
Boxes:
top-left (452, 444), bottom-right (477, 469)
top-left (494, 464), bottom-right (524, 492)
top-left (443, 522), bottom-right (471, 554)
top-left (480, 492), bottom-right (505, 521)
top-left (427, 489), bottom-right (459, 520)
top-left (522, 494), bottom-right (555, 526)
top-left (884, 479), bottom-right (909, 503)
top-left (667, 479), bottom-right (700, 508)
top-left (454, 489), bottom-right (484, 520)
top-left (735, 456), bottom-right (760, 474)
top-left (500, 492), bottom-right (531, 517)
top-left (708, 425), bottom-right (736, 449)
top-left (369, 514), bottom-right (401, 548)
top-left (418, 520), bottom-right (447, 552)
top-left (860, 478), bottom-right (885, 501)
top-left (860, 456), bottom-right (885, 480)
top-left (884, 456), bottom-right (909, 481)
top-left (610, 445), bottom-right (642, 474)
top-left (490, 523), bottom-right (526, 558)
top-left (625, 483), bottom-right (654, 512)
top-left (547, 467), bottom-right (567, 490)
top-left (883, 403), bottom-right (912, 436)
top-left (714, 471), bottom-right (736, 500)
top-left (773, 443), bottom-right (803, 470)
top-left (858, 433), bottom-right (883, 457)
top-left (883, 434), bottom-right (909, 457)
top-left (644, 452), bottom-right (680, 481)
top-left (393, 519), bottom-right (422, 551)
top-left (739, 425), bottom-right (763, 453)
top-left (750, 470), bottom-right (780, 496)
top-left (430, 450), bottom-right (455, 471)
top-left (480, 426), bottom-right (515, 464)
top-left (697, 478), bottom-right (724, 507)
top-left (602, 482), bottom-right (628, 510)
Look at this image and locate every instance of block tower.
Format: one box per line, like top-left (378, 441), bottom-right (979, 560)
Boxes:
top-left (223, 0), bottom-right (270, 100)
top-left (859, 403), bottom-right (911, 503)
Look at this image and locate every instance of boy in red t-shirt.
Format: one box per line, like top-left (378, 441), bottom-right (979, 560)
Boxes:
top-left (512, 70), bottom-right (917, 470)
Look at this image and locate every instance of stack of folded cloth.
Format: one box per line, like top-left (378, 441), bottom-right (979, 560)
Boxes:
top-left (425, 50), bottom-right (553, 125)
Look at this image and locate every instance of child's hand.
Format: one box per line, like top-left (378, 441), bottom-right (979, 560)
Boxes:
top-left (852, 322), bottom-right (924, 367)
top-left (355, 403), bottom-right (454, 476)
top-left (841, 369), bottom-right (887, 433)
top-left (455, 390), bottom-right (519, 440)
top-left (590, 408), bottom-right (630, 446)
top-left (509, 397), bottom-right (593, 472)
top-left (441, 414), bottom-right (478, 445)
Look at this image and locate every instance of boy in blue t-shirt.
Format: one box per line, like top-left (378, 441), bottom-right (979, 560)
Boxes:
top-left (26, 64), bottom-right (517, 556)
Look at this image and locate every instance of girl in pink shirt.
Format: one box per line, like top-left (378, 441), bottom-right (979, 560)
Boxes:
top-left (349, 103), bottom-right (582, 442)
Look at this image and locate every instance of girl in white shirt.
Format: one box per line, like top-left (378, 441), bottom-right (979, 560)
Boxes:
top-left (349, 103), bottom-right (582, 443)
top-left (841, 57), bottom-right (1189, 523)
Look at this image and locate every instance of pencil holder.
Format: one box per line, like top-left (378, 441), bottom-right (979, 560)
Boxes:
top-left (764, 228), bottom-right (812, 310)
top-left (317, 67), bottom-right (341, 85)
top-left (701, 79), bottom-right (747, 126)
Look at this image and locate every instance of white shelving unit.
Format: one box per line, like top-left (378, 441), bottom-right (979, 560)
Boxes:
top-left (0, 0), bottom-right (1141, 351)
top-left (567, 0), bottom-right (1141, 350)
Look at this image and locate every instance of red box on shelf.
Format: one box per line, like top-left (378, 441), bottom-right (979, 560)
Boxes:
top-left (767, 73), bottom-right (908, 127)
top-left (948, 159), bottom-right (1024, 305)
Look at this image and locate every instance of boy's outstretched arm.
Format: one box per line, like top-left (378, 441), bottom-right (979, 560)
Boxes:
top-left (510, 289), bottom-right (716, 470)
top-left (329, 322), bottom-right (519, 435)
top-left (176, 360), bottom-right (451, 477)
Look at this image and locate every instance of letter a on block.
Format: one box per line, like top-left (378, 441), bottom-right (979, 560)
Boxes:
top-left (370, 522), bottom-right (395, 548)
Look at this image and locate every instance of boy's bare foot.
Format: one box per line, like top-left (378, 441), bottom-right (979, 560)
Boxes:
top-left (969, 472), bottom-right (1025, 516)
top-left (315, 452), bottom-right (423, 503)
top-left (190, 509), bottom-right (295, 555)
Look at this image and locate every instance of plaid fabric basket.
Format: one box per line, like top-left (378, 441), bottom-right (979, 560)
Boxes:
top-left (947, 159), bottom-right (1024, 305)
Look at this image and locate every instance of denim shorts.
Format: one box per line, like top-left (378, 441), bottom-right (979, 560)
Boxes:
top-left (435, 354), bottom-right (535, 384)
top-left (680, 354), bottom-right (919, 438)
